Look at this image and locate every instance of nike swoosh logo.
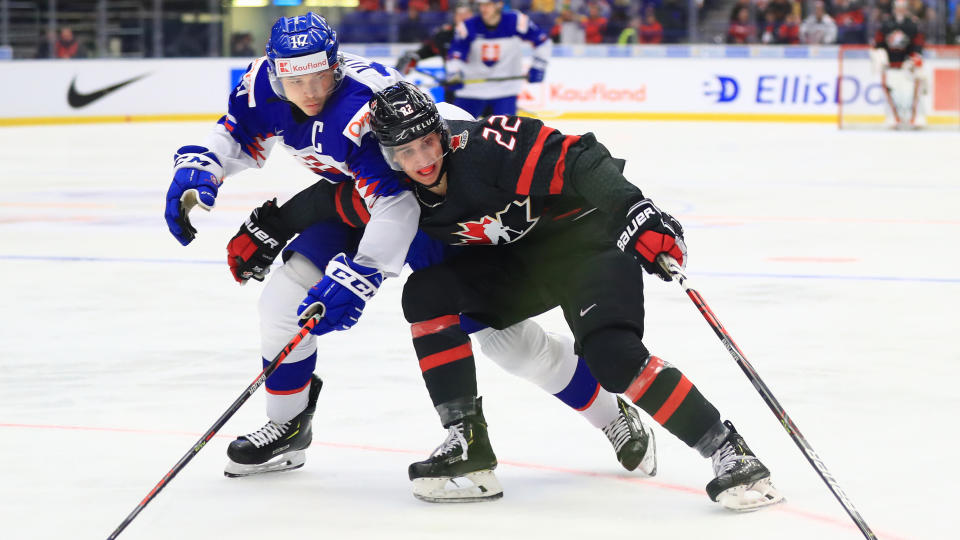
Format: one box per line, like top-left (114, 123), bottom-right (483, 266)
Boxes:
top-left (67, 73), bottom-right (149, 108)
top-left (580, 304), bottom-right (597, 317)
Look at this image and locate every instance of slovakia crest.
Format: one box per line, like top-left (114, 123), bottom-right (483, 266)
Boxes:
top-left (453, 198), bottom-right (539, 245)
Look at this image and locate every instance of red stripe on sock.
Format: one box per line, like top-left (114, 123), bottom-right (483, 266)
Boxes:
top-left (575, 383), bottom-right (601, 411)
top-left (411, 315), bottom-right (460, 338)
top-left (652, 376), bottom-right (692, 425)
top-left (266, 379), bottom-right (311, 396)
top-left (516, 125), bottom-right (555, 195)
top-left (624, 355), bottom-right (665, 403)
top-left (419, 342), bottom-right (473, 372)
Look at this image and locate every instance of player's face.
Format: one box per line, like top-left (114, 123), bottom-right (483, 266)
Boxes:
top-left (280, 70), bottom-right (337, 116)
top-left (479, 2), bottom-right (503, 26)
top-left (392, 132), bottom-right (445, 186)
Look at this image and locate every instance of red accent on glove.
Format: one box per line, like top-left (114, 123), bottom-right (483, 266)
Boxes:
top-left (635, 231), bottom-right (685, 267)
top-left (227, 234), bottom-right (258, 282)
top-left (910, 52), bottom-right (923, 69)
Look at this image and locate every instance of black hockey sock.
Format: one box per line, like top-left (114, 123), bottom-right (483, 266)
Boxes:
top-left (411, 315), bottom-right (478, 408)
top-left (623, 355), bottom-right (720, 448)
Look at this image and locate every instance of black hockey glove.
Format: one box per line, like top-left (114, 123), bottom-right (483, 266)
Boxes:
top-left (616, 198), bottom-right (687, 281)
top-left (395, 51), bottom-right (420, 76)
top-left (227, 198), bottom-right (295, 284)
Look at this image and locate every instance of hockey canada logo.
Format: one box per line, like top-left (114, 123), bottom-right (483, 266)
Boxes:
top-left (449, 130), bottom-right (469, 152)
top-left (453, 198), bottom-right (539, 245)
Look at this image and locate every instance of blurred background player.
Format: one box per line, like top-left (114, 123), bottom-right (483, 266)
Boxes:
top-left (395, 3), bottom-right (474, 102)
top-left (445, 0), bottom-right (551, 118)
top-left (872, 0), bottom-right (927, 128)
top-left (163, 12), bottom-right (423, 476)
top-left (366, 82), bottom-right (781, 509)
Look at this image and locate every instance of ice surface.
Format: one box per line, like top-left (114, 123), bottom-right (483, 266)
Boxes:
top-left (1, 120), bottom-right (957, 540)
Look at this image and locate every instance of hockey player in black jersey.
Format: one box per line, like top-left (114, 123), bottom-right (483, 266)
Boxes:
top-left (225, 176), bottom-right (657, 480)
top-left (367, 81), bottom-right (783, 510)
top-left (872, 0), bottom-right (926, 127)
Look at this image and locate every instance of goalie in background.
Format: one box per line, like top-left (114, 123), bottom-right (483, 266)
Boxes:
top-left (872, 0), bottom-right (926, 129)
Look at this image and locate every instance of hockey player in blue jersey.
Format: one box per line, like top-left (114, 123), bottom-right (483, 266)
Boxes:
top-left (162, 12), bottom-right (418, 476)
top-left (164, 12), bottom-right (653, 479)
top-left (446, 0), bottom-right (551, 117)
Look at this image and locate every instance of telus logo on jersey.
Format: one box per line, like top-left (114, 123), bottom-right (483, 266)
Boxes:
top-left (453, 198), bottom-right (539, 245)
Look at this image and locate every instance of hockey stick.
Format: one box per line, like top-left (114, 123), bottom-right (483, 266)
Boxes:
top-left (412, 68), bottom-right (526, 87)
top-left (656, 255), bottom-right (877, 540)
top-left (106, 315), bottom-right (321, 540)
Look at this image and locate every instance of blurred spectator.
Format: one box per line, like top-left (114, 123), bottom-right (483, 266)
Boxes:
top-left (399, 5), bottom-right (428, 42)
top-left (909, 0), bottom-right (936, 36)
top-left (729, 0), bottom-right (750, 21)
top-left (638, 6), bottom-right (664, 43)
top-left (727, 6), bottom-right (756, 43)
top-left (552, 8), bottom-right (587, 43)
top-left (55, 27), bottom-right (83, 59)
top-left (948, 7), bottom-right (960, 44)
top-left (874, 0), bottom-right (894, 23)
top-left (230, 33), bottom-right (256, 57)
top-left (617, 17), bottom-right (639, 43)
top-left (800, 1), bottom-right (837, 43)
top-left (35, 29), bottom-right (54, 59)
top-left (604, 3), bottom-right (632, 42)
top-left (833, 0), bottom-right (867, 44)
top-left (779, 12), bottom-right (801, 43)
top-left (765, 0), bottom-right (793, 25)
top-left (357, 0), bottom-right (381, 10)
top-left (531, 0), bottom-right (556, 12)
top-left (583, 3), bottom-right (609, 43)
top-left (656, 0), bottom-right (689, 43)
top-left (759, 11), bottom-right (780, 43)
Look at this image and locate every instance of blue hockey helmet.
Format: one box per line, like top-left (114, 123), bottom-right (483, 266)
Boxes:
top-left (264, 12), bottom-right (343, 99)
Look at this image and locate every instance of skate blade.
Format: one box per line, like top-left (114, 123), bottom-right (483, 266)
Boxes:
top-left (636, 426), bottom-right (658, 477)
top-left (224, 450), bottom-right (306, 478)
top-left (412, 470), bottom-right (503, 503)
top-left (716, 477), bottom-right (784, 512)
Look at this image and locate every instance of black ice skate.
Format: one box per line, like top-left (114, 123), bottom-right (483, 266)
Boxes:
top-left (408, 398), bottom-right (502, 503)
top-left (224, 374), bottom-right (322, 478)
top-left (603, 396), bottom-right (657, 476)
top-left (706, 421), bottom-right (783, 511)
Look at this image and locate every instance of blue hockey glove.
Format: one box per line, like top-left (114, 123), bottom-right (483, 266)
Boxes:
top-left (527, 58), bottom-right (547, 83)
top-left (165, 145), bottom-right (223, 246)
top-left (297, 253), bottom-right (383, 336)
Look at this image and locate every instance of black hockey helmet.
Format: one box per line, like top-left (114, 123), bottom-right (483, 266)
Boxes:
top-left (369, 82), bottom-right (451, 172)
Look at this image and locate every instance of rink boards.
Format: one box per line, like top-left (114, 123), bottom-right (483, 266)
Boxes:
top-left (1, 44), bottom-right (957, 126)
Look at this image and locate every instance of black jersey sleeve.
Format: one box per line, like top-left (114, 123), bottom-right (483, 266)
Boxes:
top-left (475, 115), bottom-right (644, 217)
top-left (278, 180), bottom-right (370, 233)
top-left (563, 133), bottom-right (646, 217)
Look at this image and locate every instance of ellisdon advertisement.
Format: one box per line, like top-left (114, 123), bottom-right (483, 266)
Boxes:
top-left (1, 48), bottom-right (956, 125)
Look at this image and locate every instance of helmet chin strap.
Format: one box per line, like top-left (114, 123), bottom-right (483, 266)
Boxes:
top-left (422, 156), bottom-right (448, 189)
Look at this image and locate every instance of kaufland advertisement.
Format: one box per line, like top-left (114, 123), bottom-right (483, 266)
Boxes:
top-left (1, 45), bottom-right (957, 124)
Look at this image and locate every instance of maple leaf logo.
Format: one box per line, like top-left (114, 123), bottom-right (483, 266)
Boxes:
top-left (452, 198), bottom-right (539, 246)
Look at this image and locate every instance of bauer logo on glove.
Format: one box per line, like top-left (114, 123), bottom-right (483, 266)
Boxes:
top-left (617, 198), bottom-right (687, 281)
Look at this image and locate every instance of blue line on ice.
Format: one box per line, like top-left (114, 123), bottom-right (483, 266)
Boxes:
top-left (3, 254), bottom-right (958, 283)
